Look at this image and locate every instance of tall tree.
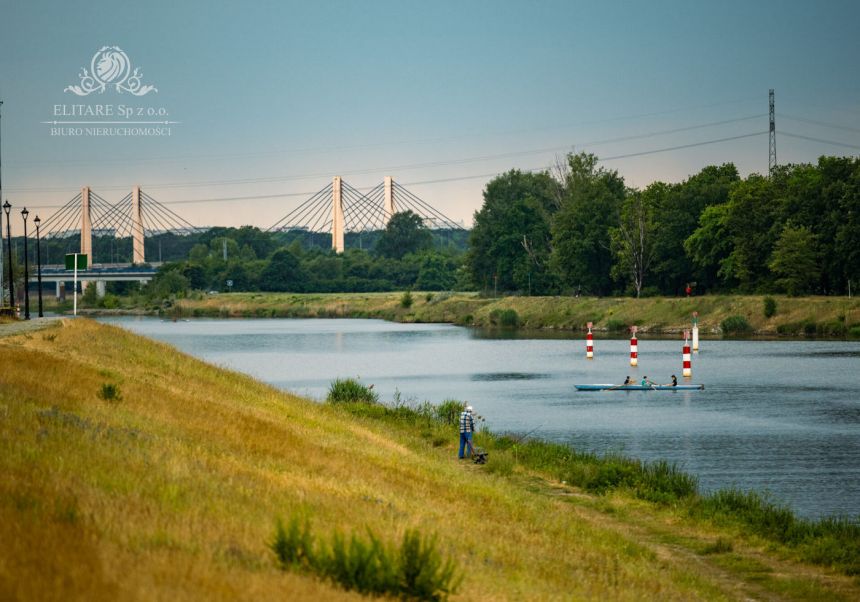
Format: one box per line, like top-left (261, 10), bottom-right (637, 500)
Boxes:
top-left (610, 188), bottom-right (657, 297)
top-left (650, 164), bottom-right (739, 294)
top-left (551, 153), bottom-right (625, 295)
top-left (467, 170), bottom-right (557, 294)
top-left (375, 210), bottom-right (433, 259)
top-left (768, 224), bottom-right (820, 295)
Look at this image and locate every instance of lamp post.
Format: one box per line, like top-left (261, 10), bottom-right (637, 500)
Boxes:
top-left (3, 200), bottom-right (12, 310)
top-left (21, 207), bottom-right (30, 320)
top-left (35, 215), bottom-right (43, 317)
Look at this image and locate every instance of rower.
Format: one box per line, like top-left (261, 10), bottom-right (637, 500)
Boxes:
top-left (623, 376), bottom-right (632, 385)
top-left (641, 376), bottom-right (655, 387)
top-left (670, 374), bottom-right (678, 387)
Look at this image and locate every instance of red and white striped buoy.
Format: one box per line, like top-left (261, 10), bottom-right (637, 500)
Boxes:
top-left (630, 326), bottom-right (638, 367)
top-left (586, 322), bottom-right (594, 359)
top-left (682, 329), bottom-right (692, 377)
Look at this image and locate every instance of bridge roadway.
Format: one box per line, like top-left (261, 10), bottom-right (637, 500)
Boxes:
top-left (33, 264), bottom-right (161, 297)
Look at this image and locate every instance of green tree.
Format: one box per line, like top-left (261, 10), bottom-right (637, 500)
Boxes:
top-left (415, 252), bottom-right (457, 290)
top-left (768, 224), bottom-right (820, 295)
top-left (260, 248), bottom-right (305, 292)
top-left (551, 153), bottom-right (625, 295)
top-left (684, 203), bottom-right (735, 290)
top-left (375, 211), bottom-right (433, 259)
top-left (610, 188), bottom-right (657, 297)
top-left (650, 164), bottom-right (739, 294)
top-left (721, 175), bottom-right (781, 291)
top-left (468, 170), bottom-right (558, 294)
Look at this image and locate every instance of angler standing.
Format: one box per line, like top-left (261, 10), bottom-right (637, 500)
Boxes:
top-left (458, 405), bottom-right (477, 460)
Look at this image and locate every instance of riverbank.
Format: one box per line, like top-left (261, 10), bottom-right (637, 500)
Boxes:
top-left (161, 292), bottom-right (860, 337)
top-left (2, 318), bottom-right (858, 600)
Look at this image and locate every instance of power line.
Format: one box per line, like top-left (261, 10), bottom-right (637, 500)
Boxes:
top-left (8, 96), bottom-right (762, 168)
top-left (6, 115), bottom-right (767, 194)
top-left (779, 131), bottom-right (860, 151)
top-left (779, 114), bottom-right (860, 134)
top-left (22, 130), bottom-right (771, 211)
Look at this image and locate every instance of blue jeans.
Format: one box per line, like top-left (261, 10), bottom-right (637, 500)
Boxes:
top-left (459, 432), bottom-right (473, 458)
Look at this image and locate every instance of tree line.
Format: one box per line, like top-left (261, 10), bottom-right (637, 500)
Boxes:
top-left (468, 153), bottom-right (859, 297)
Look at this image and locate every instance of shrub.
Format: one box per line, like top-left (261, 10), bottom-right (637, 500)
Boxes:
top-left (98, 383), bottom-right (122, 402)
top-left (434, 399), bottom-right (465, 426)
top-left (488, 308), bottom-right (519, 328)
top-left (720, 315), bottom-right (753, 335)
top-left (763, 296), bottom-right (777, 318)
top-left (425, 293), bottom-right (434, 303)
top-left (604, 318), bottom-right (627, 332)
top-left (272, 516), bottom-right (315, 569)
top-left (803, 321), bottom-right (817, 336)
top-left (398, 529), bottom-right (461, 601)
top-left (326, 378), bottom-right (378, 404)
top-left (400, 291), bottom-right (414, 309)
top-left (271, 519), bottom-right (461, 600)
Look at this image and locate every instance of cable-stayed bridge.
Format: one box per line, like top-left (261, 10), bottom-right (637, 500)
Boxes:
top-left (26, 177), bottom-right (461, 294)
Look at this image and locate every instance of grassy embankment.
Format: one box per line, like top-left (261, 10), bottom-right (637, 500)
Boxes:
top-left (2, 318), bottom-right (859, 600)
top-left (167, 292), bottom-right (860, 337)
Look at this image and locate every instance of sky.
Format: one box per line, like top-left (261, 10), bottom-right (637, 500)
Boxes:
top-left (1, 0), bottom-right (859, 235)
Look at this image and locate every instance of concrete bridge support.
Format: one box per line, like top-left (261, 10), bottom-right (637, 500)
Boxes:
top-left (331, 176), bottom-right (344, 253)
top-left (384, 176), bottom-right (395, 223)
top-left (81, 186), bottom-right (93, 260)
top-left (132, 186), bottom-right (145, 264)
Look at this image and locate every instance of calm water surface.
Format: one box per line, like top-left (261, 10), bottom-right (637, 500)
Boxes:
top-left (102, 317), bottom-right (860, 519)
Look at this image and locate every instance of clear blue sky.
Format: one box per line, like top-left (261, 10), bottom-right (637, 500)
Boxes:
top-left (1, 0), bottom-right (859, 233)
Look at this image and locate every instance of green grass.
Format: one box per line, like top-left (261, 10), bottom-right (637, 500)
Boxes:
top-left (332, 392), bottom-right (860, 577)
top-left (170, 292), bottom-right (860, 339)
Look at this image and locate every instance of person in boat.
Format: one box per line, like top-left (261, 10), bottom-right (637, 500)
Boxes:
top-left (641, 376), bottom-right (656, 388)
top-left (623, 376), bottom-right (632, 385)
top-left (670, 374), bottom-right (678, 387)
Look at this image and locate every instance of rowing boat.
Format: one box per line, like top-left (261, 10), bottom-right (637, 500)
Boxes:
top-left (574, 384), bottom-right (705, 391)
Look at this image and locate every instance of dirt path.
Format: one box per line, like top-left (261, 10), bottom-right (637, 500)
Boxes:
top-left (522, 475), bottom-right (859, 601)
top-left (0, 316), bottom-right (65, 338)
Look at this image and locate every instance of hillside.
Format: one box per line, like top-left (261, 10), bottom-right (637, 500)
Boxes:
top-left (1, 319), bottom-right (858, 600)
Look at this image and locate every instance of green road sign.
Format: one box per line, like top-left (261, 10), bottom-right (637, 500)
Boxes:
top-left (65, 254), bottom-right (88, 270)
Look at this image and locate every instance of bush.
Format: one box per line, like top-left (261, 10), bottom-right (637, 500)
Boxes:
top-left (604, 318), bottom-right (627, 332)
top-left (720, 315), bottom-right (753, 335)
top-left (434, 399), bottom-right (465, 426)
top-left (400, 291), bottom-right (414, 309)
top-left (488, 308), bottom-right (519, 328)
top-left (271, 519), bottom-right (461, 600)
top-left (763, 296), bottom-right (777, 318)
top-left (98, 383), bottom-right (122, 402)
top-left (326, 378), bottom-right (379, 404)
top-left (803, 321), bottom-right (817, 336)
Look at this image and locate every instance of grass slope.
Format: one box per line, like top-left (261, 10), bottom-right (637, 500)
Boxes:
top-left (1, 319), bottom-right (858, 600)
top-left (168, 292), bottom-right (860, 337)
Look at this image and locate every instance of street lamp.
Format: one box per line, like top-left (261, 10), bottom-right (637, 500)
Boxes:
top-left (3, 200), bottom-right (12, 310)
top-left (35, 215), bottom-right (43, 317)
top-left (21, 207), bottom-right (30, 320)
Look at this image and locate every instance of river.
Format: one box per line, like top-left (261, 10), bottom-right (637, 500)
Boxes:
top-left (101, 316), bottom-right (860, 520)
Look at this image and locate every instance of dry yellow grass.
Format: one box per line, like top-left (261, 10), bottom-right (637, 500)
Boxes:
top-left (1, 319), bottom-right (856, 600)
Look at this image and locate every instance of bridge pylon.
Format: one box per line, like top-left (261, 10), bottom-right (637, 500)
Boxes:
top-left (132, 185), bottom-right (145, 264)
top-left (331, 176), bottom-right (345, 253)
top-left (80, 186), bottom-right (92, 260)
